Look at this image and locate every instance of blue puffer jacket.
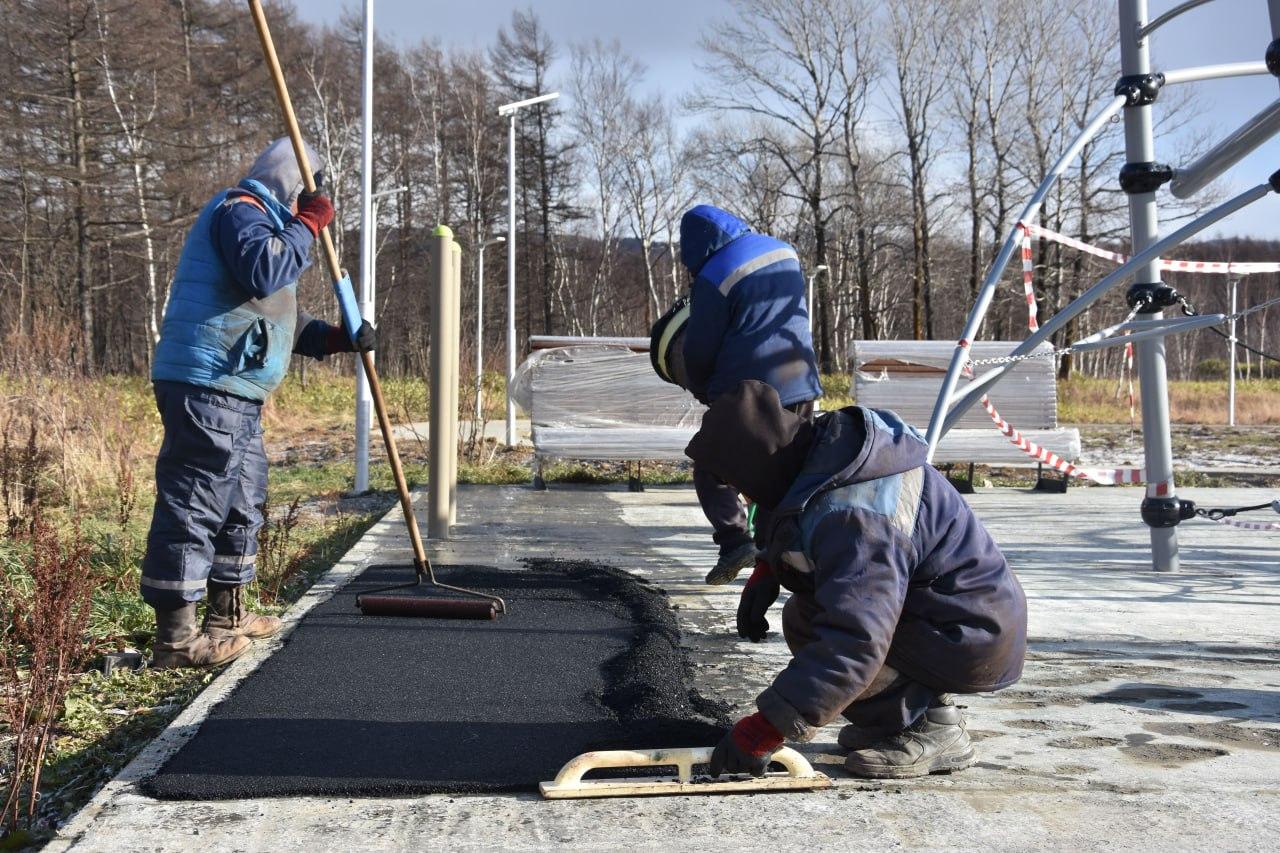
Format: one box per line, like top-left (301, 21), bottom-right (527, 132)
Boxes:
top-left (679, 205), bottom-right (822, 406)
top-left (755, 406), bottom-right (1027, 742)
top-left (152, 139), bottom-right (325, 401)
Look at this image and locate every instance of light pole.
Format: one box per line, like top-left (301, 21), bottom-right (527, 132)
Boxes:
top-left (1228, 277), bottom-right (1239, 427)
top-left (355, 0), bottom-right (374, 494)
top-left (476, 236), bottom-right (505, 424)
top-left (353, 184), bottom-right (407, 493)
top-left (497, 91), bottom-right (560, 446)
top-left (807, 264), bottom-right (829, 412)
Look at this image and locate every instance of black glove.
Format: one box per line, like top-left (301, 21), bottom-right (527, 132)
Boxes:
top-left (324, 320), bottom-right (376, 354)
top-left (736, 558), bottom-right (781, 642)
top-left (353, 320), bottom-right (376, 352)
top-left (709, 712), bottom-right (784, 778)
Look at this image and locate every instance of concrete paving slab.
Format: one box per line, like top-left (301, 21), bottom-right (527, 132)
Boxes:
top-left (52, 485), bottom-right (1280, 852)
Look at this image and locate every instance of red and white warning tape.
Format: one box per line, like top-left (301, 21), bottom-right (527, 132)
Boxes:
top-left (980, 393), bottom-right (1162, 489)
top-left (1019, 225), bottom-right (1039, 332)
top-left (1018, 221), bottom-right (1280, 275)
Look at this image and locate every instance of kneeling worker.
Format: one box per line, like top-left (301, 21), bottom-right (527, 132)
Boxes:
top-left (685, 381), bottom-right (1026, 778)
top-left (656, 204), bottom-right (822, 585)
top-left (142, 137), bottom-right (375, 669)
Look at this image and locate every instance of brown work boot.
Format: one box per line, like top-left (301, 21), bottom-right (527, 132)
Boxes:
top-left (203, 581), bottom-right (282, 640)
top-left (151, 603), bottom-right (250, 669)
top-left (843, 697), bottom-right (976, 779)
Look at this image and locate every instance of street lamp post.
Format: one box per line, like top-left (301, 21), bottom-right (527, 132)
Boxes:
top-left (497, 91), bottom-right (560, 447)
top-left (353, 184), bottom-right (407, 493)
top-left (476, 236), bottom-right (506, 424)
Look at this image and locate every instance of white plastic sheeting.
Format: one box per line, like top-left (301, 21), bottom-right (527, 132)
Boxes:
top-left (514, 345), bottom-right (705, 461)
top-left (852, 340), bottom-right (1081, 465)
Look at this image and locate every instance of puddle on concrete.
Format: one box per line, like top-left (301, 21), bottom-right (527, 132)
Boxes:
top-left (1161, 700), bottom-right (1249, 713)
top-left (1089, 686), bottom-right (1202, 704)
top-left (1004, 719), bottom-right (1091, 732)
top-left (1047, 736), bottom-right (1123, 750)
top-left (1119, 742), bottom-right (1229, 766)
top-left (1144, 720), bottom-right (1280, 753)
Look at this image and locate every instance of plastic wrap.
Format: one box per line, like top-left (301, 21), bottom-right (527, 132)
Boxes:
top-left (852, 340), bottom-right (1059, 430)
top-left (513, 345), bottom-right (705, 461)
top-left (852, 340), bottom-right (1080, 465)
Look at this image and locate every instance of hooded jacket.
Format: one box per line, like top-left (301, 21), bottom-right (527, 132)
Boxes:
top-left (679, 205), bottom-right (822, 406)
top-left (751, 406), bottom-right (1027, 742)
top-left (152, 138), bottom-right (332, 401)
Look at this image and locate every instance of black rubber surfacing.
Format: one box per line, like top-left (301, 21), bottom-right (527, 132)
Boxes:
top-left (145, 559), bottom-right (728, 799)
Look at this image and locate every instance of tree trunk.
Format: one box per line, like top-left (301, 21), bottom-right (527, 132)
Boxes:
top-left (67, 6), bottom-right (94, 371)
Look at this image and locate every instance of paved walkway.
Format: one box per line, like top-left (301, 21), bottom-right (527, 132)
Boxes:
top-left (52, 486), bottom-right (1280, 851)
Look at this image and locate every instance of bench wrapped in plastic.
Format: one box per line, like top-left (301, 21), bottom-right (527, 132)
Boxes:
top-left (513, 345), bottom-right (705, 462)
top-left (851, 340), bottom-right (1081, 466)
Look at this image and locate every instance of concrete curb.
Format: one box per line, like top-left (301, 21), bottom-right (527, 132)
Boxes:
top-left (47, 497), bottom-right (409, 851)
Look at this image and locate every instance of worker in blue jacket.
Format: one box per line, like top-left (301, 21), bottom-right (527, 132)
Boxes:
top-left (686, 380), bottom-right (1026, 779)
top-left (680, 205), bottom-right (822, 585)
top-left (143, 137), bottom-right (374, 669)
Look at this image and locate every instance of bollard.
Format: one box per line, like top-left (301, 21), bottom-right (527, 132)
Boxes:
top-left (449, 239), bottom-right (462, 526)
top-left (428, 226), bottom-right (457, 539)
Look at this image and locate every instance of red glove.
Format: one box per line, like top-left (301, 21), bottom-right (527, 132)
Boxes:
top-left (295, 190), bottom-right (334, 237)
top-left (709, 712), bottom-right (785, 777)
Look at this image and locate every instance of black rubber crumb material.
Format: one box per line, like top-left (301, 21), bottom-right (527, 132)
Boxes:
top-left (145, 559), bottom-right (729, 799)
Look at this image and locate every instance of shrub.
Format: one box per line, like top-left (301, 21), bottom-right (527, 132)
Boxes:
top-left (1195, 358), bottom-right (1228, 379)
top-left (0, 514), bottom-right (97, 836)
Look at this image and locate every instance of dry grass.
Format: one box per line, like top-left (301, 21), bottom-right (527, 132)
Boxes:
top-left (1059, 375), bottom-right (1280, 425)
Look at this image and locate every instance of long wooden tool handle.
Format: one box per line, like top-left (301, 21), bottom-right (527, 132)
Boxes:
top-left (247, 0), bottom-right (431, 571)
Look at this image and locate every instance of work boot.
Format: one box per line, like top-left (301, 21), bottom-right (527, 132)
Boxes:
top-left (843, 697), bottom-right (976, 779)
top-left (150, 603), bottom-right (250, 669)
top-left (838, 722), bottom-right (906, 752)
top-left (705, 541), bottom-right (759, 585)
top-left (203, 581), bottom-right (283, 640)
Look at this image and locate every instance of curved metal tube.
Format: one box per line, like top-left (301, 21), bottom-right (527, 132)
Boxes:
top-left (923, 94), bottom-right (1127, 461)
top-left (1163, 61), bottom-right (1269, 86)
top-left (1136, 0), bottom-right (1217, 40)
top-left (940, 181), bottom-right (1273, 434)
top-left (1071, 316), bottom-right (1227, 353)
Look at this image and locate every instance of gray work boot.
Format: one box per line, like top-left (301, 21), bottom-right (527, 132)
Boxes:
top-left (838, 722), bottom-right (906, 752)
top-left (705, 541), bottom-right (759, 585)
top-left (203, 581), bottom-right (283, 640)
top-left (843, 698), bottom-right (976, 779)
top-left (151, 603), bottom-right (250, 669)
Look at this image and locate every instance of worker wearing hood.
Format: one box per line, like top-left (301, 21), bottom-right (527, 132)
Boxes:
top-left (677, 204), bottom-right (822, 586)
top-left (143, 137), bottom-right (375, 670)
top-left (686, 380), bottom-right (1026, 780)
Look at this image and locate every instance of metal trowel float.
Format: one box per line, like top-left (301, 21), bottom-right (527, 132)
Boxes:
top-left (540, 746), bottom-right (831, 799)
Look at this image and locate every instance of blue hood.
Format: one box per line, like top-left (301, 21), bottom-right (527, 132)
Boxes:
top-left (680, 205), bottom-right (752, 275)
top-left (774, 406), bottom-right (928, 521)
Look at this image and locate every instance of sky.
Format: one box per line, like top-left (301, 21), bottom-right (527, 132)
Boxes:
top-left (296, 0), bottom-right (1280, 240)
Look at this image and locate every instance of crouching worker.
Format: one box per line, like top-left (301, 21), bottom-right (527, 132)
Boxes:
top-left (685, 381), bottom-right (1026, 779)
top-left (659, 204), bottom-right (822, 586)
top-left (142, 137), bottom-right (375, 669)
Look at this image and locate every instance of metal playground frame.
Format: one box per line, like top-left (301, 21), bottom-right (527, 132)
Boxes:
top-left (926, 0), bottom-right (1280, 571)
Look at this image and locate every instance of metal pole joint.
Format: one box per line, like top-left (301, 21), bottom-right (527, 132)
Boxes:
top-left (1126, 281), bottom-right (1179, 313)
top-left (1115, 72), bottom-right (1165, 106)
top-left (1267, 38), bottom-right (1280, 76)
top-left (1119, 161), bottom-right (1174, 193)
top-left (1140, 497), bottom-right (1197, 529)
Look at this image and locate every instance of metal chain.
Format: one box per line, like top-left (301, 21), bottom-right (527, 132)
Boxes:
top-left (965, 300), bottom-right (1146, 369)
